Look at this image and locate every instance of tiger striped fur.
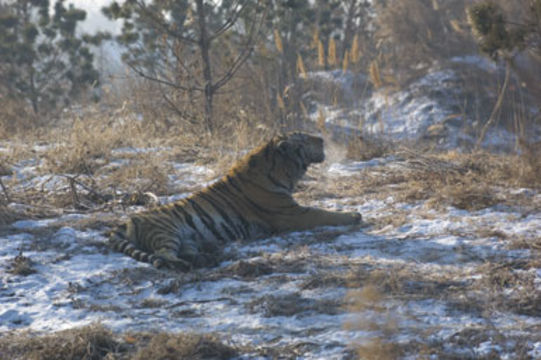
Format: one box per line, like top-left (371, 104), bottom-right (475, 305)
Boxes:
top-left (109, 132), bottom-right (363, 270)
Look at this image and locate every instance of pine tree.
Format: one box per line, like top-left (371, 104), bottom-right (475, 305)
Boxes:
top-left (0, 0), bottom-right (108, 116)
top-left (102, 0), bottom-right (266, 134)
top-left (467, 1), bottom-right (541, 149)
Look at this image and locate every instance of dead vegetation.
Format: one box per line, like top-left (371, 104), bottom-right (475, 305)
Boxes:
top-left (470, 261), bottom-right (541, 317)
top-left (0, 324), bottom-right (238, 360)
top-left (344, 255), bottom-right (541, 358)
top-left (0, 324), bottom-right (121, 360)
top-left (247, 292), bottom-right (342, 317)
top-left (131, 332), bottom-right (237, 360)
top-left (6, 251), bottom-right (37, 276)
top-left (346, 134), bottom-right (396, 161)
top-left (0, 321), bottom-right (346, 360)
top-left (326, 141), bottom-right (541, 213)
top-left (0, 205), bottom-right (19, 227)
top-left (0, 104), bottom-right (278, 219)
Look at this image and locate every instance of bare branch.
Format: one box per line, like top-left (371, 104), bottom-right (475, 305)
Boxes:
top-left (212, 4), bottom-right (267, 92)
top-left (157, 85), bottom-right (200, 126)
top-left (127, 62), bottom-right (204, 93)
top-left (209, 0), bottom-right (248, 41)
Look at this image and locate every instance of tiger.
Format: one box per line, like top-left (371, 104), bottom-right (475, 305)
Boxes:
top-left (109, 132), bottom-right (363, 270)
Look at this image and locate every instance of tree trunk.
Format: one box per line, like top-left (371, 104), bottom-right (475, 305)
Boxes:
top-left (29, 65), bottom-right (39, 115)
top-left (342, 0), bottom-right (358, 60)
top-left (475, 59), bottom-right (511, 150)
top-left (195, 0), bottom-right (214, 134)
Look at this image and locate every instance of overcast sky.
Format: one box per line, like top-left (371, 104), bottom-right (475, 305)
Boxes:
top-left (71, 0), bottom-right (122, 33)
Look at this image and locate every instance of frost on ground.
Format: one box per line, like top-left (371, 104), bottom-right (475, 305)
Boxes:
top-left (1, 142), bottom-right (541, 359)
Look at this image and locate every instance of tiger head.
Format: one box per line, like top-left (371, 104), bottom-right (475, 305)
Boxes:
top-left (274, 132), bottom-right (325, 165)
top-left (232, 132), bottom-right (325, 194)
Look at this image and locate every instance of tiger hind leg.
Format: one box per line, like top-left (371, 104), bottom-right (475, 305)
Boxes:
top-left (109, 229), bottom-right (156, 265)
top-left (109, 229), bottom-right (189, 270)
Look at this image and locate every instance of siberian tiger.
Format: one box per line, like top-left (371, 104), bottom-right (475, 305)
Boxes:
top-left (109, 132), bottom-right (362, 270)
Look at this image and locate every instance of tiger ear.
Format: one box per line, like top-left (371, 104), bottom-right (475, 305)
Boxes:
top-left (277, 140), bottom-right (291, 153)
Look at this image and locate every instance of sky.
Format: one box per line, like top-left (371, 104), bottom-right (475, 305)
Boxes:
top-left (70, 0), bottom-right (122, 33)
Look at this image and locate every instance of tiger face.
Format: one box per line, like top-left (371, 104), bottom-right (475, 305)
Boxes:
top-left (239, 132), bottom-right (325, 194)
top-left (276, 132), bottom-right (325, 164)
top-left (110, 132), bottom-right (362, 271)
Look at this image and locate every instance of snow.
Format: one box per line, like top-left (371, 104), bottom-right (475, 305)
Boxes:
top-left (451, 55), bottom-right (498, 71)
top-left (530, 342), bottom-right (541, 358)
top-left (111, 146), bottom-right (171, 155)
top-left (1, 59), bottom-right (541, 356)
top-left (1, 156), bottom-right (540, 358)
top-left (307, 55), bottom-right (539, 151)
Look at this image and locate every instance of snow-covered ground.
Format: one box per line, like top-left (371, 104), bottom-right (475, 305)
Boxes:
top-left (308, 57), bottom-right (541, 151)
top-left (1, 143), bottom-right (540, 358)
top-left (1, 57), bottom-right (540, 357)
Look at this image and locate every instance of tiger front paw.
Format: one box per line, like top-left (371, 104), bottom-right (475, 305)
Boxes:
top-left (346, 212), bottom-right (363, 225)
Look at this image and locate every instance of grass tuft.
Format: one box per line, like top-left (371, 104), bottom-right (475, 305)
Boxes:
top-left (0, 324), bottom-right (238, 360)
top-left (0, 324), bottom-right (121, 360)
top-left (7, 252), bottom-right (37, 276)
top-left (132, 333), bottom-right (237, 360)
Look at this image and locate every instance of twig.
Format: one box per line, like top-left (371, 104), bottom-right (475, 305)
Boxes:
top-left (0, 178), bottom-right (10, 203)
top-left (61, 175), bottom-right (109, 203)
top-left (165, 297), bottom-right (233, 309)
top-left (68, 177), bottom-right (80, 208)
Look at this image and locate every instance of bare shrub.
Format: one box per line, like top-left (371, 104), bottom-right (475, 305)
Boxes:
top-left (104, 153), bottom-right (172, 196)
top-left (42, 116), bottom-right (134, 175)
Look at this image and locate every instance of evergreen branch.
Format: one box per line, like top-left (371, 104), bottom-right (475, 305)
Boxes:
top-left (133, 0), bottom-right (197, 44)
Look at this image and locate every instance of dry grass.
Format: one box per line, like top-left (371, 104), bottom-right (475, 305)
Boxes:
top-left (0, 98), bottom-right (40, 138)
top-left (247, 292), bottom-right (342, 317)
top-left (102, 153), bottom-right (173, 196)
top-left (7, 252), bottom-right (37, 276)
top-left (131, 332), bottom-right (236, 360)
top-left (356, 338), bottom-right (403, 360)
top-left (346, 134), bottom-right (395, 161)
top-left (345, 282), bottom-right (405, 360)
top-left (333, 145), bottom-right (541, 212)
top-left (471, 261), bottom-right (541, 317)
top-left (0, 324), bottom-right (238, 360)
top-left (518, 138), bottom-right (541, 186)
top-left (0, 205), bottom-right (20, 227)
top-left (343, 256), bottom-right (541, 358)
top-left (0, 102), bottom-right (279, 216)
top-left (0, 324), bottom-right (121, 360)
top-left (42, 115), bottom-right (148, 175)
top-left (219, 260), bottom-right (274, 279)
